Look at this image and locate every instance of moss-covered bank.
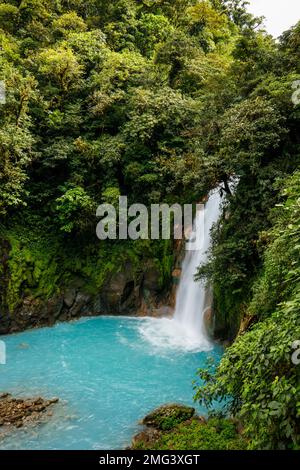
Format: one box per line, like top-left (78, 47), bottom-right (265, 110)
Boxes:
top-left (0, 221), bottom-right (179, 333)
top-left (131, 404), bottom-right (246, 450)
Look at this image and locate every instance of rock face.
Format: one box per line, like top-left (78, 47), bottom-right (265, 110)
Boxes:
top-left (131, 427), bottom-right (161, 449)
top-left (203, 306), bottom-right (214, 337)
top-left (202, 286), bottom-right (215, 338)
top-left (0, 393), bottom-right (58, 429)
top-left (131, 403), bottom-right (196, 449)
top-left (101, 264), bottom-right (142, 313)
top-left (0, 239), bottom-right (11, 334)
top-left (0, 259), bottom-right (173, 334)
top-left (0, 235), bottom-right (186, 335)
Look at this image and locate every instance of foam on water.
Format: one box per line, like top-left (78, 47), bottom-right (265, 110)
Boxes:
top-left (139, 188), bottom-right (223, 353)
top-left (137, 317), bottom-right (212, 353)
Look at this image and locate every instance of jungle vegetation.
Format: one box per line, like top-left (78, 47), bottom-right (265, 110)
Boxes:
top-left (0, 0), bottom-right (300, 449)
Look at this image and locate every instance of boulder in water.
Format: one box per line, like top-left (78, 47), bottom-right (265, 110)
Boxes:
top-left (141, 404), bottom-right (195, 431)
top-left (0, 393), bottom-right (59, 431)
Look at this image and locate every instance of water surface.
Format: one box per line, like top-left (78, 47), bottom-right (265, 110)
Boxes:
top-left (0, 316), bottom-right (222, 449)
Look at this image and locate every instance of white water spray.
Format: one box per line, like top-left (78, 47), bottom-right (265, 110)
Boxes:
top-left (138, 188), bottom-right (223, 352)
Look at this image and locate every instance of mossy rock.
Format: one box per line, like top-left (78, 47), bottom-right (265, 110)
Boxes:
top-left (142, 404), bottom-right (195, 431)
top-left (132, 417), bottom-right (247, 450)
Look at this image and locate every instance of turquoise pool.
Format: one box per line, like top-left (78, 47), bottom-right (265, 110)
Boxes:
top-left (0, 316), bottom-right (222, 449)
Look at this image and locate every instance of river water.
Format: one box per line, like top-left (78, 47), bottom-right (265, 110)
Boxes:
top-left (0, 316), bottom-right (222, 449)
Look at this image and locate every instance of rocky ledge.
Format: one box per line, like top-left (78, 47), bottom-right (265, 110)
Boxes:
top-left (141, 404), bottom-right (195, 430)
top-left (131, 404), bottom-right (196, 448)
top-left (131, 403), bottom-right (246, 450)
top-left (0, 393), bottom-right (59, 430)
top-left (0, 260), bottom-right (177, 335)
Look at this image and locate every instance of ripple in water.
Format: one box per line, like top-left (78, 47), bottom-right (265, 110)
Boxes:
top-left (0, 316), bottom-right (222, 450)
top-left (137, 317), bottom-right (213, 353)
top-left (0, 190), bottom-right (224, 448)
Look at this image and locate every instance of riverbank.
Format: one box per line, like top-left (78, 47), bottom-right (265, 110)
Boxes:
top-left (131, 404), bottom-right (246, 450)
top-left (0, 316), bottom-right (223, 449)
top-left (0, 232), bottom-right (182, 336)
top-left (0, 393), bottom-right (59, 432)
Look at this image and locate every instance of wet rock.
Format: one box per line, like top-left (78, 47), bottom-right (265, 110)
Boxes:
top-left (63, 288), bottom-right (77, 308)
top-left (92, 295), bottom-right (105, 314)
top-left (69, 292), bottom-right (91, 317)
top-left (103, 272), bottom-right (129, 307)
top-left (0, 393), bottom-right (59, 430)
top-left (49, 398), bottom-right (59, 404)
top-left (172, 268), bottom-right (181, 285)
top-left (0, 393), bottom-right (10, 400)
top-left (130, 404), bottom-right (199, 449)
top-left (0, 258), bottom-right (172, 333)
top-left (131, 427), bottom-right (161, 448)
top-left (143, 263), bottom-right (161, 293)
top-left (151, 306), bottom-right (174, 318)
top-left (102, 264), bottom-right (142, 313)
top-left (47, 296), bottom-right (64, 320)
top-left (203, 307), bottom-right (214, 337)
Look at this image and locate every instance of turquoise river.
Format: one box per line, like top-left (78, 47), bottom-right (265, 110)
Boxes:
top-left (0, 316), bottom-right (222, 449)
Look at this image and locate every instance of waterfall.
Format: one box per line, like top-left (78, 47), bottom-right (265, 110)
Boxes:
top-left (138, 188), bottom-right (223, 352)
top-left (173, 187), bottom-right (223, 350)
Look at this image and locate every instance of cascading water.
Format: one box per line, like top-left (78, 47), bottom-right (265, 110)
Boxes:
top-left (138, 187), bottom-right (223, 352)
top-left (173, 187), bottom-right (223, 350)
top-left (0, 189), bottom-right (224, 450)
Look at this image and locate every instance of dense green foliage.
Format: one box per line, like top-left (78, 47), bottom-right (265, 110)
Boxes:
top-left (132, 417), bottom-right (246, 450)
top-left (190, 6), bottom-right (300, 449)
top-left (0, 0), bottom-right (300, 450)
top-left (0, 0), bottom-right (263, 306)
top-left (195, 172), bottom-right (300, 449)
